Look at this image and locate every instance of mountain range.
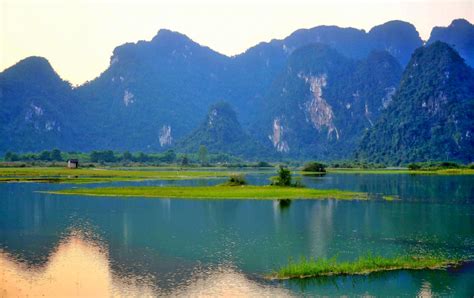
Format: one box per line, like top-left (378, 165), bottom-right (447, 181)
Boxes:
top-left (1, 19), bottom-right (473, 164)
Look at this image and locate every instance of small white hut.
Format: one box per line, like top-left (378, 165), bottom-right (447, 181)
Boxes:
top-left (67, 159), bottom-right (79, 169)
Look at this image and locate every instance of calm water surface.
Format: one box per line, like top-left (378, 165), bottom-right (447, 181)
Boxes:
top-left (0, 173), bottom-right (473, 296)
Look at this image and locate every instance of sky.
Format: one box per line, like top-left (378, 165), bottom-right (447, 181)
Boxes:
top-left (1, 0), bottom-right (472, 85)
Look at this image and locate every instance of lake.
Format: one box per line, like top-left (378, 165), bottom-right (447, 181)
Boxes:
top-left (0, 173), bottom-right (473, 296)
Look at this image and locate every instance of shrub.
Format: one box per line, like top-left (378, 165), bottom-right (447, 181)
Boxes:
top-left (256, 161), bottom-right (272, 168)
top-left (225, 173), bottom-right (247, 186)
top-left (271, 166), bottom-right (292, 186)
top-left (408, 163), bottom-right (422, 170)
top-left (302, 161), bottom-right (327, 172)
top-left (439, 161), bottom-right (460, 169)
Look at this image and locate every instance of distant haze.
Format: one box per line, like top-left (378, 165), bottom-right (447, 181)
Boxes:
top-left (1, 0), bottom-right (472, 85)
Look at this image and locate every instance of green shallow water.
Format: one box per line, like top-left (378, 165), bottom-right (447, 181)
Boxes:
top-left (0, 173), bottom-right (473, 296)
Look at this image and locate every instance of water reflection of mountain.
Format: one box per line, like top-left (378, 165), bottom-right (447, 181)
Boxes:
top-left (0, 229), bottom-right (292, 296)
top-left (1, 178), bottom-right (473, 296)
top-left (2, 228), bottom-right (472, 296)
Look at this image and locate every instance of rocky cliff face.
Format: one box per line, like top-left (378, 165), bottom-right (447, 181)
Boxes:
top-left (254, 44), bottom-right (402, 159)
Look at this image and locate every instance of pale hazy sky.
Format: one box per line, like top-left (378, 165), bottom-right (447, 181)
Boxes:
top-left (1, 0), bottom-right (472, 85)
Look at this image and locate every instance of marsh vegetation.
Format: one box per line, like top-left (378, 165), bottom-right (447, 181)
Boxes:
top-left (271, 255), bottom-right (464, 279)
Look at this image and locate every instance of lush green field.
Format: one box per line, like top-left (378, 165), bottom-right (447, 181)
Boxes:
top-left (1, 166), bottom-right (471, 184)
top-left (48, 185), bottom-right (368, 200)
top-left (271, 255), bottom-right (463, 279)
top-left (0, 167), bottom-right (231, 183)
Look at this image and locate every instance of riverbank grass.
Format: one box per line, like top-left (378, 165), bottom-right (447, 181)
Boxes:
top-left (326, 168), bottom-right (474, 175)
top-left (48, 185), bottom-right (368, 200)
top-left (0, 167), bottom-right (231, 183)
top-left (271, 255), bottom-right (462, 279)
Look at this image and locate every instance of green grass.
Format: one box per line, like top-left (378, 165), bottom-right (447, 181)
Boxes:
top-left (47, 185), bottom-right (368, 200)
top-left (326, 168), bottom-right (474, 175)
top-left (382, 195), bottom-right (400, 201)
top-left (0, 167), bottom-right (231, 183)
top-left (2, 167), bottom-right (471, 184)
top-left (271, 255), bottom-right (463, 279)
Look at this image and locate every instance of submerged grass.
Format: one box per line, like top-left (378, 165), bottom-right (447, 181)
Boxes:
top-left (271, 255), bottom-right (463, 279)
top-left (0, 167), bottom-right (231, 184)
top-left (47, 185), bottom-right (368, 200)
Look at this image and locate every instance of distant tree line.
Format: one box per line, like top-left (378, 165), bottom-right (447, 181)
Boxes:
top-left (407, 161), bottom-right (474, 170)
top-left (1, 147), bottom-right (243, 165)
top-left (4, 149), bottom-right (472, 169)
top-left (4, 149), bottom-right (63, 162)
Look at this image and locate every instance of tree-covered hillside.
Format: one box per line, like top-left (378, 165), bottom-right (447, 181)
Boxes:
top-left (356, 42), bottom-right (474, 164)
top-left (175, 102), bottom-right (267, 157)
top-left (428, 19), bottom-right (474, 67)
top-left (0, 57), bottom-right (80, 152)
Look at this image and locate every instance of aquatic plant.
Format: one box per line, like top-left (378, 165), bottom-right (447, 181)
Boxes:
top-left (271, 254), bottom-right (463, 279)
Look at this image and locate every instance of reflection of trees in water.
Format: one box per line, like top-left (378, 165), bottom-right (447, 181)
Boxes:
top-left (278, 199), bottom-right (292, 209)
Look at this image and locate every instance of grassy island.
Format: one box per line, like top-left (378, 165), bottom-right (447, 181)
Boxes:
top-left (270, 255), bottom-right (463, 280)
top-left (47, 185), bottom-right (368, 200)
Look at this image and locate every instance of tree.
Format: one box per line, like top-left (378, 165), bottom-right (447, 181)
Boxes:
top-left (39, 150), bottom-right (51, 161)
top-left (160, 150), bottom-right (176, 163)
top-left (302, 161), bottom-right (326, 172)
top-left (90, 150), bottom-right (116, 163)
top-left (136, 152), bottom-right (149, 163)
top-left (4, 152), bottom-right (19, 162)
top-left (90, 151), bottom-right (100, 162)
top-left (122, 151), bottom-right (133, 161)
top-left (50, 149), bottom-right (63, 161)
top-left (181, 155), bottom-right (190, 166)
top-left (271, 166), bottom-right (292, 186)
top-left (198, 145), bottom-right (208, 165)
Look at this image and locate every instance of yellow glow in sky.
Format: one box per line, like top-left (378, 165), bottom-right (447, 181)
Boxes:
top-left (1, 0), bottom-right (473, 85)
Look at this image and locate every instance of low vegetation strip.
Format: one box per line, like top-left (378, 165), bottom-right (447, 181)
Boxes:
top-left (327, 168), bottom-right (474, 175)
top-left (48, 185), bottom-right (368, 200)
top-left (270, 255), bottom-right (463, 280)
top-left (0, 167), bottom-right (231, 183)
